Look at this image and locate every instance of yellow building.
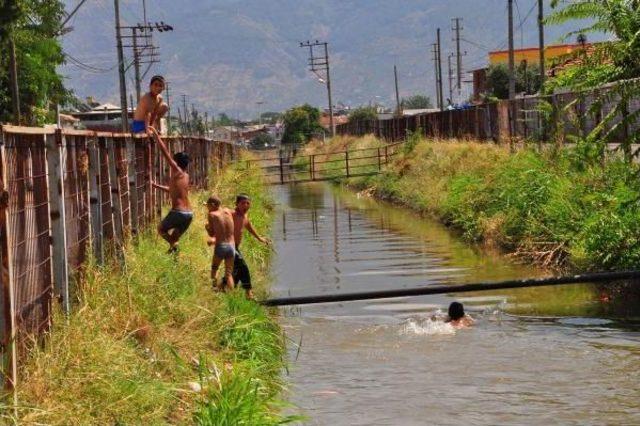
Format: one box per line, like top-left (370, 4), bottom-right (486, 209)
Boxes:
top-left (489, 43), bottom-right (586, 65)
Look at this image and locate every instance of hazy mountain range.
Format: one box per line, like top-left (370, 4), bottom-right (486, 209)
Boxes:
top-left (61, 0), bottom-right (584, 118)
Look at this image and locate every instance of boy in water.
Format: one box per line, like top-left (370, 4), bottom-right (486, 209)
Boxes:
top-left (148, 127), bottom-right (193, 253)
top-left (445, 302), bottom-right (474, 329)
top-left (205, 196), bottom-right (235, 291)
top-left (132, 75), bottom-right (168, 134)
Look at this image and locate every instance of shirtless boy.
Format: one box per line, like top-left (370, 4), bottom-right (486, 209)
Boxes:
top-left (445, 302), bottom-right (474, 329)
top-left (205, 196), bottom-right (235, 291)
top-left (230, 194), bottom-right (271, 299)
top-left (148, 127), bottom-right (193, 253)
top-left (132, 75), bottom-right (168, 134)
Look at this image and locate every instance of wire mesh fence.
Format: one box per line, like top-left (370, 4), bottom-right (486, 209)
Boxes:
top-left (0, 126), bottom-right (239, 389)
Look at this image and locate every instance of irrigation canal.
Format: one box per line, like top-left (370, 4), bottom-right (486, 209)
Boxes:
top-left (270, 182), bottom-right (640, 425)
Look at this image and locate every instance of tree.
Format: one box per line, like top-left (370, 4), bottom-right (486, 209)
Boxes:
top-left (401, 94), bottom-right (433, 109)
top-left (0, 0), bottom-right (69, 125)
top-left (546, 0), bottom-right (640, 88)
top-left (217, 112), bottom-right (234, 126)
top-left (249, 132), bottom-right (275, 149)
top-left (485, 63), bottom-right (542, 99)
top-left (281, 104), bottom-right (322, 145)
top-left (260, 111), bottom-right (282, 124)
top-left (348, 106), bottom-right (378, 122)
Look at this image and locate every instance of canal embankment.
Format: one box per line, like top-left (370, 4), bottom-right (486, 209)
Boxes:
top-left (300, 135), bottom-right (640, 273)
top-left (10, 160), bottom-right (296, 425)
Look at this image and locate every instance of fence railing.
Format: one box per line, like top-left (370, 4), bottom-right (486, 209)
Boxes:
top-left (0, 125), bottom-right (239, 389)
top-left (245, 142), bottom-right (403, 185)
top-left (337, 80), bottom-right (640, 145)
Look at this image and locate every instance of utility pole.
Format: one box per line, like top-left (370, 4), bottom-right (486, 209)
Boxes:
top-left (452, 17), bottom-right (465, 93)
top-left (436, 28), bottom-right (444, 112)
top-left (132, 28), bottom-right (142, 102)
top-left (182, 94), bottom-right (189, 134)
top-left (8, 36), bottom-right (20, 124)
top-left (114, 0), bottom-right (129, 132)
top-left (508, 0), bottom-right (517, 136)
top-left (431, 43), bottom-right (440, 110)
top-left (394, 65), bottom-right (401, 116)
top-left (121, 22), bottom-right (172, 103)
top-left (300, 40), bottom-right (335, 137)
top-left (448, 53), bottom-right (454, 105)
top-left (165, 81), bottom-right (171, 135)
top-left (508, 0), bottom-right (516, 101)
top-left (538, 0), bottom-right (545, 86)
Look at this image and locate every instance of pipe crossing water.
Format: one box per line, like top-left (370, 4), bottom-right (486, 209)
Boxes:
top-left (263, 271), bottom-right (640, 306)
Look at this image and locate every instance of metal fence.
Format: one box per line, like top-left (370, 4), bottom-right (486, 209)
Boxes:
top-left (0, 126), bottom-right (239, 389)
top-left (337, 80), bottom-right (640, 145)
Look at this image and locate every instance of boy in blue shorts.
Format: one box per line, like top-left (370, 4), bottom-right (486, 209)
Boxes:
top-left (132, 75), bottom-right (168, 134)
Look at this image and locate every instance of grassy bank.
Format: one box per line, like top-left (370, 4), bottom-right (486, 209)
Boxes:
top-left (5, 160), bottom-right (295, 424)
top-left (302, 135), bottom-right (640, 272)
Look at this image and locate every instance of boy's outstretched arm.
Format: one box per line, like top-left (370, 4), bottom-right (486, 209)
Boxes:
top-left (246, 219), bottom-right (272, 245)
top-left (148, 127), bottom-right (182, 174)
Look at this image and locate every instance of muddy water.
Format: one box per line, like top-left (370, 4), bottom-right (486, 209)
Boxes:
top-left (271, 183), bottom-right (640, 425)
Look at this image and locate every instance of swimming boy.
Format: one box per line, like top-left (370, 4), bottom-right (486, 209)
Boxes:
top-left (205, 196), bottom-right (235, 291)
top-left (230, 194), bottom-right (271, 299)
top-left (132, 75), bottom-right (168, 134)
top-left (445, 302), bottom-right (474, 329)
top-left (148, 127), bottom-right (193, 253)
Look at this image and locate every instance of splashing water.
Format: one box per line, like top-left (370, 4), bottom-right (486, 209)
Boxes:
top-left (400, 318), bottom-right (456, 336)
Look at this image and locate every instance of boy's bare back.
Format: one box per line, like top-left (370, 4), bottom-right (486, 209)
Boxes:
top-left (168, 172), bottom-right (190, 211)
top-left (208, 209), bottom-right (235, 245)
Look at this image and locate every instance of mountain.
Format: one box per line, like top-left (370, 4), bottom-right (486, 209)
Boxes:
top-left (60, 0), bottom-right (583, 118)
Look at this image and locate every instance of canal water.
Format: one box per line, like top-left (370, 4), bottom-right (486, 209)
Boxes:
top-left (271, 183), bottom-right (640, 425)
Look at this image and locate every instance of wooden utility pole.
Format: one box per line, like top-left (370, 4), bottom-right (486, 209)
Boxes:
top-left (300, 40), bottom-right (335, 137)
top-left (394, 65), bottom-right (401, 116)
top-left (114, 0), bottom-right (129, 132)
top-left (538, 0), bottom-right (545, 86)
top-left (8, 37), bottom-right (20, 124)
top-left (452, 17), bottom-right (465, 93)
top-left (436, 28), bottom-right (444, 111)
top-left (431, 43), bottom-right (441, 110)
top-left (508, 0), bottom-right (516, 101)
top-left (508, 0), bottom-right (517, 136)
top-left (133, 28), bottom-right (142, 103)
top-left (448, 53), bottom-right (454, 104)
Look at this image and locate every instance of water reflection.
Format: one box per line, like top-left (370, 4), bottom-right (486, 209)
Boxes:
top-left (273, 183), bottom-right (640, 425)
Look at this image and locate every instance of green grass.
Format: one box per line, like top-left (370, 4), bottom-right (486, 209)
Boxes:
top-left (5, 158), bottom-right (296, 424)
top-left (313, 136), bottom-right (640, 272)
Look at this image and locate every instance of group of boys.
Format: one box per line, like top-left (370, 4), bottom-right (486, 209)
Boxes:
top-left (134, 75), bottom-right (269, 299)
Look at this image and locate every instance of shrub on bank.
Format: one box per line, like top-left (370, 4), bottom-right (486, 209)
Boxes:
top-left (321, 136), bottom-right (640, 271)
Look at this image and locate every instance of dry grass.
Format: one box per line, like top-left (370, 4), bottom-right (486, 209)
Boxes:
top-left (4, 159), bottom-right (291, 425)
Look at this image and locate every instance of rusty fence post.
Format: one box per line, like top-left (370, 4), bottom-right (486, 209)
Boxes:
top-left (106, 137), bottom-right (124, 250)
top-left (345, 150), bottom-right (350, 178)
top-left (0, 129), bottom-right (18, 396)
top-left (377, 147), bottom-right (382, 170)
top-left (126, 137), bottom-right (139, 235)
top-left (87, 138), bottom-right (103, 264)
top-left (45, 130), bottom-right (69, 313)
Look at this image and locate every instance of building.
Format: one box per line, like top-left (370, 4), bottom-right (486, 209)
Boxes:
top-left (488, 43), bottom-right (589, 66)
top-left (471, 43), bottom-right (592, 101)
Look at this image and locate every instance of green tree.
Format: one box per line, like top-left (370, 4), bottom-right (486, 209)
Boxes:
top-left (260, 111), bottom-right (282, 124)
top-left (348, 106), bottom-right (378, 122)
top-left (0, 0), bottom-right (69, 125)
top-left (249, 132), bottom-right (275, 149)
top-left (401, 94), bottom-right (432, 109)
top-left (217, 112), bottom-right (234, 126)
top-left (485, 63), bottom-right (542, 99)
top-left (281, 104), bottom-right (322, 145)
top-left (546, 0), bottom-right (640, 88)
